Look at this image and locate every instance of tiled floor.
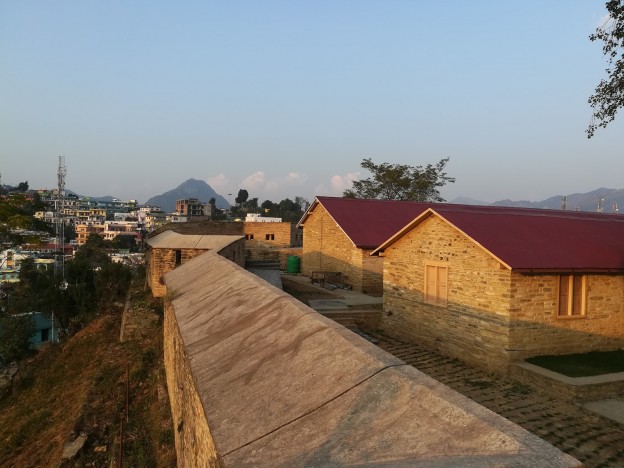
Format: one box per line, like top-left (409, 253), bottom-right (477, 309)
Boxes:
top-left (367, 330), bottom-right (624, 467)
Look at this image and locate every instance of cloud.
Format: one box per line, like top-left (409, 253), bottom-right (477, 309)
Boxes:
top-left (314, 172), bottom-right (360, 197)
top-left (241, 171), bottom-right (267, 191)
top-left (240, 171), bottom-right (308, 196)
top-left (207, 174), bottom-right (229, 192)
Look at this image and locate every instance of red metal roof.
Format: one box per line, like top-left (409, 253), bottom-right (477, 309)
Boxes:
top-left (300, 197), bottom-right (435, 249)
top-left (430, 205), bottom-right (624, 271)
top-left (301, 197), bottom-right (624, 271)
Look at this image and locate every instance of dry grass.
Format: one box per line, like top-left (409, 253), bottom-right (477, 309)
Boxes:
top-left (0, 280), bottom-right (175, 467)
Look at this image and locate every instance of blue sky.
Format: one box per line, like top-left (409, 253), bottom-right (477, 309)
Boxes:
top-left (2, 1), bottom-right (622, 204)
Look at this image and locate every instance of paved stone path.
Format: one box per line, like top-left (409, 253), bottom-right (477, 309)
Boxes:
top-left (367, 330), bottom-right (624, 467)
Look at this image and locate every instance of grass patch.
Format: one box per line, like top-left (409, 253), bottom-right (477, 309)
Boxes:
top-left (526, 349), bottom-right (624, 377)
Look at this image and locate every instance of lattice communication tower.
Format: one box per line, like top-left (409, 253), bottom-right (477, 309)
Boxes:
top-left (55, 156), bottom-right (67, 278)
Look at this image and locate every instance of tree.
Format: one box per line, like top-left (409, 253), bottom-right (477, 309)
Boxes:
top-left (235, 189), bottom-right (249, 205)
top-left (260, 200), bottom-right (275, 215)
top-left (0, 314), bottom-right (34, 364)
top-left (16, 181), bottom-right (29, 192)
top-left (587, 1), bottom-right (624, 138)
top-left (343, 157), bottom-right (455, 202)
top-left (295, 196), bottom-right (310, 212)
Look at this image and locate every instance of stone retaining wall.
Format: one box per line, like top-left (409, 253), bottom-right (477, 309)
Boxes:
top-left (510, 362), bottom-right (624, 402)
top-left (162, 252), bottom-right (579, 467)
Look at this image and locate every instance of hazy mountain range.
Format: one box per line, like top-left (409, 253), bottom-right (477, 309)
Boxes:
top-left (74, 181), bottom-right (624, 215)
top-left (450, 187), bottom-right (624, 213)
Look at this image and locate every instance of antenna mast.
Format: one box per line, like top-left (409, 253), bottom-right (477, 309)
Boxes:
top-left (55, 156), bottom-right (67, 279)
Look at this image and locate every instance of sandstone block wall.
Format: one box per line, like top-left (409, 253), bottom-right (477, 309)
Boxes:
top-left (217, 239), bottom-right (246, 268)
top-left (147, 248), bottom-right (207, 297)
top-left (301, 204), bottom-right (383, 293)
top-left (381, 215), bottom-right (514, 372)
top-left (243, 221), bottom-right (295, 261)
top-left (507, 272), bottom-right (624, 361)
top-left (147, 239), bottom-right (245, 297)
top-left (164, 296), bottom-right (223, 467)
top-left (381, 214), bottom-right (624, 371)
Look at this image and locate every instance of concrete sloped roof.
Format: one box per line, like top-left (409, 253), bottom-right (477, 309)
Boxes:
top-left (146, 230), bottom-right (243, 250)
top-left (165, 253), bottom-right (579, 466)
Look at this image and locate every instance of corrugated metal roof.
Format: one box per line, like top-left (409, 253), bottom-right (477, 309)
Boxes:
top-left (299, 197), bottom-right (435, 249)
top-left (146, 230), bottom-right (243, 251)
top-left (378, 204), bottom-right (624, 271)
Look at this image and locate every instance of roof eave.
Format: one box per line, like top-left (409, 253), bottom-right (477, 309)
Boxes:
top-left (513, 267), bottom-right (624, 274)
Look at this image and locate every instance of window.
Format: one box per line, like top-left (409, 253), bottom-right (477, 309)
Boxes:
top-left (265, 234), bottom-right (275, 241)
top-left (424, 263), bottom-right (448, 307)
top-left (558, 275), bottom-right (586, 317)
top-left (41, 328), bottom-right (49, 342)
top-left (245, 234), bottom-right (254, 240)
top-left (175, 250), bottom-right (182, 266)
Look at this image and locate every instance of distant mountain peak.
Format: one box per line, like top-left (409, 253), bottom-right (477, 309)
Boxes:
top-left (145, 179), bottom-right (229, 212)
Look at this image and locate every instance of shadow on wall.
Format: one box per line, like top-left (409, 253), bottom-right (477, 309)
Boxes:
top-left (380, 283), bottom-right (624, 374)
top-left (300, 251), bottom-right (383, 295)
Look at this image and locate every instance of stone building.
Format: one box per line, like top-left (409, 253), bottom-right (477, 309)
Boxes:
top-left (146, 230), bottom-right (245, 297)
top-left (373, 205), bottom-right (624, 372)
top-left (298, 197), bottom-right (432, 294)
top-left (243, 220), bottom-right (301, 266)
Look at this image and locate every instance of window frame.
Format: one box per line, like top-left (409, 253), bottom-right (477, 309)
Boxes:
top-left (557, 274), bottom-right (587, 319)
top-left (423, 261), bottom-right (448, 307)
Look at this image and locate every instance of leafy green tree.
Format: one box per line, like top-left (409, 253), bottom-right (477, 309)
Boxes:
top-left (76, 234), bottom-right (111, 266)
top-left (110, 234), bottom-right (138, 252)
top-left (16, 181), bottom-right (29, 192)
top-left (343, 157), bottom-right (455, 202)
top-left (587, 0), bottom-right (624, 138)
top-left (0, 313), bottom-right (34, 364)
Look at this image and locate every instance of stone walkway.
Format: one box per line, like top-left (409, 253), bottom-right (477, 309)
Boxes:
top-left (367, 330), bottom-right (624, 467)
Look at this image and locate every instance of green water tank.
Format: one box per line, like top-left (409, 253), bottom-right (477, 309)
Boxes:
top-left (286, 255), bottom-right (301, 274)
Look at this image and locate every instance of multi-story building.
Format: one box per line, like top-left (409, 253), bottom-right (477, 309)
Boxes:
top-left (176, 198), bottom-right (208, 218)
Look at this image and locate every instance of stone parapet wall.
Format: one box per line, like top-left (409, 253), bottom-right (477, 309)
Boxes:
top-left (162, 252), bottom-right (578, 467)
top-left (217, 239), bottom-right (246, 268)
top-left (164, 296), bottom-right (223, 467)
top-left (147, 248), bottom-right (207, 298)
top-left (150, 221), bottom-right (244, 237)
top-left (147, 239), bottom-right (245, 298)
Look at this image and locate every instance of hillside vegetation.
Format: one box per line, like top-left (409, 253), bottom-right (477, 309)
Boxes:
top-left (0, 276), bottom-right (175, 466)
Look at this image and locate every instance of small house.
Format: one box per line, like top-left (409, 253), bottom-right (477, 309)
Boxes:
top-left (146, 231), bottom-right (245, 297)
top-left (298, 197), bottom-right (432, 294)
top-left (373, 206), bottom-right (624, 372)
